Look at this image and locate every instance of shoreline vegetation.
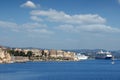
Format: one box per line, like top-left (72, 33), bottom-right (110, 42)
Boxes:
top-left (0, 46), bottom-right (82, 64)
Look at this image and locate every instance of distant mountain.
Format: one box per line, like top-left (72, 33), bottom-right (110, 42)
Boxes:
top-left (62, 49), bottom-right (107, 54)
top-left (63, 49), bottom-right (120, 59)
top-left (1, 44), bottom-right (120, 59)
top-left (0, 45), bottom-right (6, 49)
top-left (111, 50), bottom-right (120, 59)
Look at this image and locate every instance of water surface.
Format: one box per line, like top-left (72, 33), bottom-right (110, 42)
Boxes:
top-left (0, 60), bottom-right (120, 80)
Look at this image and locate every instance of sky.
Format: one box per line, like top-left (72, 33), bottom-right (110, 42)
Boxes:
top-left (0, 0), bottom-right (120, 50)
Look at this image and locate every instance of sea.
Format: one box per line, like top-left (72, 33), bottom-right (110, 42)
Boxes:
top-left (0, 60), bottom-right (120, 80)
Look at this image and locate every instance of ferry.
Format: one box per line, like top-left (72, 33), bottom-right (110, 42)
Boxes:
top-left (76, 53), bottom-right (88, 60)
top-left (95, 50), bottom-right (112, 59)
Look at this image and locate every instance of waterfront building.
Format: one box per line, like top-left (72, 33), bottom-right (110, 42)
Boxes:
top-left (14, 48), bottom-right (22, 52)
top-left (63, 51), bottom-right (75, 58)
top-left (56, 50), bottom-right (64, 57)
top-left (43, 50), bottom-right (49, 57)
top-left (23, 49), bottom-right (31, 55)
top-left (49, 49), bottom-right (57, 58)
top-left (31, 49), bottom-right (42, 57)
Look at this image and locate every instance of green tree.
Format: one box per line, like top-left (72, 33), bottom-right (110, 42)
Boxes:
top-left (14, 51), bottom-right (19, 56)
top-left (7, 50), bottom-right (15, 56)
top-left (27, 51), bottom-right (33, 58)
top-left (19, 51), bottom-right (25, 56)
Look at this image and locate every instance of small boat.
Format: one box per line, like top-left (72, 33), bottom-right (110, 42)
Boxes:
top-left (111, 61), bottom-right (115, 64)
top-left (111, 56), bottom-right (115, 64)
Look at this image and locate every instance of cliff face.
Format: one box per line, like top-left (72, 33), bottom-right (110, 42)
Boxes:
top-left (0, 48), bottom-right (12, 63)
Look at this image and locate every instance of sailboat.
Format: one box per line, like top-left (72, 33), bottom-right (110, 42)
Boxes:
top-left (111, 56), bottom-right (115, 64)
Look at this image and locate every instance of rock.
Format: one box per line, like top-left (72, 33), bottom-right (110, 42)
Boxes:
top-left (0, 49), bottom-right (5, 59)
top-left (0, 48), bottom-right (12, 63)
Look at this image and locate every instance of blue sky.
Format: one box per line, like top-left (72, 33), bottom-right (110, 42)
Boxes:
top-left (0, 0), bottom-right (120, 50)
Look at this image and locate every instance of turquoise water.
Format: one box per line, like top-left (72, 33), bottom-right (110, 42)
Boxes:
top-left (0, 60), bottom-right (120, 80)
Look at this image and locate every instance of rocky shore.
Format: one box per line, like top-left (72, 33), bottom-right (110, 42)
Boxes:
top-left (0, 48), bottom-right (12, 63)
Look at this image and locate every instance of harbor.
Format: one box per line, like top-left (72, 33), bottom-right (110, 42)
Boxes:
top-left (1, 46), bottom-right (120, 64)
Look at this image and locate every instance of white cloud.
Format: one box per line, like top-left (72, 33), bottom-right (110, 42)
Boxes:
top-left (20, 1), bottom-right (37, 8)
top-left (57, 24), bottom-right (120, 33)
top-left (80, 24), bottom-right (120, 33)
top-left (27, 29), bottom-right (54, 34)
top-left (21, 23), bottom-right (54, 34)
top-left (30, 9), bottom-right (120, 34)
top-left (30, 9), bottom-right (106, 24)
top-left (0, 21), bottom-right (46, 30)
top-left (57, 24), bottom-right (77, 32)
top-left (30, 16), bottom-right (43, 22)
top-left (0, 20), bottom-right (54, 35)
top-left (1, 7), bottom-right (119, 35)
top-left (118, 0), bottom-right (120, 4)
top-left (21, 23), bottom-right (53, 34)
top-left (22, 22), bottom-right (47, 29)
top-left (0, 20), bottom-right (18, 28)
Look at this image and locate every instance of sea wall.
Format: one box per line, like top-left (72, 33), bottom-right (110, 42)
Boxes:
top-left (13, 56), bottom-right (29, 63)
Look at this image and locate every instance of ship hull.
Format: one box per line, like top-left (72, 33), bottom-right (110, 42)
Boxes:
top-left (105, 57), bottom-right (112, 59)
top-left (95, 57), bottom-right (112, 59)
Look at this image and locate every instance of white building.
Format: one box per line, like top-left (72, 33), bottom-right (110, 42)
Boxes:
top-left (56, 50), bottom-right (64, 57)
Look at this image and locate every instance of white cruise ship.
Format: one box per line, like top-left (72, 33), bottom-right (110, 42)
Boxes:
top-left (75, 53), bottom-right (88, 60)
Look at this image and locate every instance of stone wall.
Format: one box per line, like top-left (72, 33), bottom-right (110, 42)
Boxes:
top-left (13, 56), bottom-right (29, 62)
